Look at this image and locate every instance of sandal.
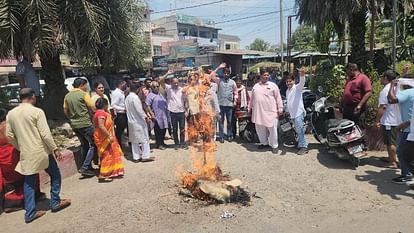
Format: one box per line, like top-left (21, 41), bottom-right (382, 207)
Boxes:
top-left (25, 211), bottom-right (46, 223)
top-left (51, 199), bottom-right (71, 213)
top-left (98, 178), bottom-right (113, 183)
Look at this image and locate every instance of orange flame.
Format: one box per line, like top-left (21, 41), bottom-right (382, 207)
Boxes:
top-left (178, 71), bottom-right (228, 193)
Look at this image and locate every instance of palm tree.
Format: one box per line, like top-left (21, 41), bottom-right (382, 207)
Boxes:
top-left (295, 0), bottom-right (414, 69)
top-left (295, 0), bottom-right (370, 68)
top-left (0, 0), bottom-right (147, 119)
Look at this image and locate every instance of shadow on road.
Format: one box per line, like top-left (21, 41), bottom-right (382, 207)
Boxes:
top-left (355, 170), bottom-right (414, 200)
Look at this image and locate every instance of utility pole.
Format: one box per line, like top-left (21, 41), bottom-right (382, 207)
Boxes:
top-left (392, 0), bottom-right (397, 70)
top-left (344, 22), bottom-right (349, 64)
top-left (280, 0), bottom-right (284, 72)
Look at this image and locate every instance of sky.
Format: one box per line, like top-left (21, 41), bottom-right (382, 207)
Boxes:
top-left (148, 0), bottom-right (299, 48)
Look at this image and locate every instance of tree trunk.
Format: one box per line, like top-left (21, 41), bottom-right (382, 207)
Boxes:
top-left (40, 53), bottom-right (68, 120)
top-left (349, 5), bottom-right (368, 70)
top-left (369, 0), bottom-right (376, 60)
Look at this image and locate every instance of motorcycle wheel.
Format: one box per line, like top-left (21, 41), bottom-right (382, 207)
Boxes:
top-left (349, 156), bottom-right (360, 167)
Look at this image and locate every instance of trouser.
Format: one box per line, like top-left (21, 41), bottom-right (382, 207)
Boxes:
top-left (219, 106), bottom-right (233, 140)
top-left (73, 126), bottom-right (95, 171)
top-left (114, 113), bottom-right (128, 146)
top-left (154, 121), bottom-right (166, 147)
top-left (342, 104), bottom-right (366, 129)
top-left (293, 112), bottom-right (308, 149)
top-left (401, 139), bottom-right (414, 174)
top-left (397, 132), bottom-right (412, 177)
top-left (24, 155), bottom-right (61, 222)
top-left (170, 112), bottom-right (186, 145)
top-left (131, 142), bottom-right (151, 160)
top-left (255, 118), bottom-right (279, 149)
top-left (232, 108), bottom-right (238, 137)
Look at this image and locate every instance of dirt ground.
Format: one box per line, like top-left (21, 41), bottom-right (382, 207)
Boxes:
top-left (1, 135), bottom-right (414, 233)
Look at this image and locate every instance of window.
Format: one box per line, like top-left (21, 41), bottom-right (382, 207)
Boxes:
top-left (199, 30), bottom-right (209, 38)
top-left (178, 28), bottom-right (187, 36)
top-left (225, 44), bottom-right (231, 50)
top-left (190, 28), bottom-right (197, 37)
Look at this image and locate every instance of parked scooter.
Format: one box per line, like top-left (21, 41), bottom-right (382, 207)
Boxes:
top-left (278, 96), bottom-right (298, 148)
top-left (311, 96), bottom-right (365, 167)
top-left (237, 109), bottom-right (259, 143)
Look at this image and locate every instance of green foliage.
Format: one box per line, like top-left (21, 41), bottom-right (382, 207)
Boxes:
top-left (395, 60), bottom-right (414, 75)
top-left (291, 25), bottom-right (317, 51)
top-left (246, 38), bottom-right (271, 51)
top-left (250, 62), bottom-right (281, 73)
top-left (309, 61), bottom-right (345, 105)
top-left (309, 60), bottom-right (383, 127)
top-left (315, 22), bottom-right (335, 53)
top-left (365, 61), bottom-right (383, 126)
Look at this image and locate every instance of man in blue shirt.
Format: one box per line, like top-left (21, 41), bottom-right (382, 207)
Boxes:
top-left (388, 79), bottom-right (414, 184)
top-left (15, 54), bottom-right (41, 101)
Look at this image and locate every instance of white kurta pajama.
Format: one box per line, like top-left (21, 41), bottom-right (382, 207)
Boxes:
top-left (249, 81), bottom-right (283, 149)
top-left (125, 92), bottom-right (151, 160)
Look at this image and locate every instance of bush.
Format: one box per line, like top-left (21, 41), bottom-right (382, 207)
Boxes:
top-left (309, 60), bottom-right (345, 105)
top-left (309, 60), bottom-right (384, 150)
top-left (365, 61), bottom-right (383, 127)
top-left (395, 60), bottom-right (414, 75)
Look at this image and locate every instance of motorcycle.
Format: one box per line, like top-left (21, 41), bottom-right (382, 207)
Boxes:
top-left (237, 109), bottom-right (259, 143)
top-left (311, 96), bottom-right (365, 167)
top-left (278, 96), bottom-right (298, 148)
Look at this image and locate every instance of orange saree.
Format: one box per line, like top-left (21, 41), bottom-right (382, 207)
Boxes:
top-left (93, 110), bottom-right (124, 178)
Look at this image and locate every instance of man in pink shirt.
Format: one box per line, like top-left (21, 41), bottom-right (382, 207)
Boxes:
top-left (249, 70), bottom-right (283, 154)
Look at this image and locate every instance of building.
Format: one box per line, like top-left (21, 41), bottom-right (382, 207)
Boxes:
top-left (152, 14), bottom-right (221, 54)
top-left (218, 34), bottom-right (241, 51)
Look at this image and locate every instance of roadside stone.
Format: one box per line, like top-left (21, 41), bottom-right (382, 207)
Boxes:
top-left (55, 122), bottom-right (75, 138)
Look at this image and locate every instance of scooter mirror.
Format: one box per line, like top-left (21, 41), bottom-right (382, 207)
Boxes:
top-left (318, 86), bottom-right (324, 93)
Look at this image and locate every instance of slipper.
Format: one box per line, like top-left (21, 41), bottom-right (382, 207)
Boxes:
top-left (25, 211), bottom-right (46, 223)
top-left (98, 178), bottom-right (113, 183)
top-left (51, 199), bottom-right (71, 213)
top-left (4, 207), bottom-right (23, 213)
top-left (379, 157), bottom-right (389, 163)
top-left (141, 157), bottom-right (155, 162)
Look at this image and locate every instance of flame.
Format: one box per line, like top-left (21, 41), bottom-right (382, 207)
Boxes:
top-left (178, 71), bottom-right (228, 198)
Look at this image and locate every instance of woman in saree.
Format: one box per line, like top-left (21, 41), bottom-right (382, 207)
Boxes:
top-left (0, 108), bottom-right (45, 212)
top-left (93, 98), bottom-right (124, 183)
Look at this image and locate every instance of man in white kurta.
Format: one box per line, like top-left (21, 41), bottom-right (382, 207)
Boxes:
top-left (125, 84), bottom-right (153, 162)
top-left (249, 71), bottom-right (283, 154)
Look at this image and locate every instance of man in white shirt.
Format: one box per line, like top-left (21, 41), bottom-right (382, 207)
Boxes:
top-left (285, 68), bottom-right (308, 155)
top-left (160, 71), bottom-right (188, 150)
top-left (375, 70), bottom-right (400, 169)
top-left (400, 101), bottom-right (414, 185)
top-left (111, 80), bottom-right (128, 148)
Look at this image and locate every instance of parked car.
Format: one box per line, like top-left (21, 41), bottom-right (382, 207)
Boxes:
top-left (65, 76), bottom-right (91, 92)
top-left (0, 80), bottom-right (45, 109)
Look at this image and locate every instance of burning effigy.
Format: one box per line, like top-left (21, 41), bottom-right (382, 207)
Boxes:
top-left (176, 70), bottom-right (250, 205)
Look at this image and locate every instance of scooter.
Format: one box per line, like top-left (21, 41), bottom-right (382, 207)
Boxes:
top-left (278, 96), bottom-right (298, 148)
top-left (237, 109), bottom-right (259, 143)
top-left (311, 96), bottom-right (365, 167)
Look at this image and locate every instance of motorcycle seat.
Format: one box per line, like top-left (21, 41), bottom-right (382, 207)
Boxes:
top-left (327, 119), bottom-right (353, 129)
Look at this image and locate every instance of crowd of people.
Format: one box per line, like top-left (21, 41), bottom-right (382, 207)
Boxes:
top-left (1, 60), bottom-right (414, 224)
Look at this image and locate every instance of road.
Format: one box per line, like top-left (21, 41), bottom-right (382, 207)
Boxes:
top-left (1, 135), bottom-right (414, 233)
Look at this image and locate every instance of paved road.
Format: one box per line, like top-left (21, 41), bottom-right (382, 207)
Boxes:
top-left (1, 135), bottom-right (414, 233)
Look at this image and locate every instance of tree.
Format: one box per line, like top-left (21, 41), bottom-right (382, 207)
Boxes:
top-left (291, 25), bottom-right (317, 51)
top-left (246, 38), bottom-right (271, 51)
top-left (295, 0), bottom-right (414, 69)
top-left (0, 0), bottom-right (148, 119)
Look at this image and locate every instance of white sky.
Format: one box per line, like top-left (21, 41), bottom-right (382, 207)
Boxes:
top-left (148, 0), bottom-right (299, 48)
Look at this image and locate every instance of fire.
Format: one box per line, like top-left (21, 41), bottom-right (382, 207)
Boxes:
top-left (177, 71), bottom-right (230, 202)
